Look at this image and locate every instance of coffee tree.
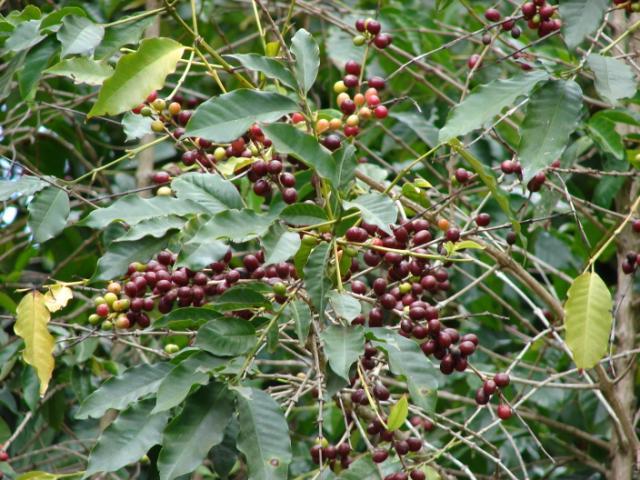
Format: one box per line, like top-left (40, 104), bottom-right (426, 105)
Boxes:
top-left (0, 0), bottom-right (639, 478)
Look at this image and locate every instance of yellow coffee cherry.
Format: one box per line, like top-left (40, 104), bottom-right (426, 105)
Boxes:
top-left (358, 107), bottom-right (372, 119)
top-left (151, 120), bottom-right (165, 132)
top-left (214, 147), bottom-right (227, 162)
top-left (157, 186), bottom-right (173, 196)
top-left (103, 292), bottom-right (118, 306)
top-left (336, 92), bottom-right (350, 106)
top-left (346, 115), bottom-right (359, 127)
top-left (333, 80), bottom-right (348, 94)
top-left (354, 93), bottom-right (366, 106)
top-left (329, 118), bottom-right (343, 130)
top-left (107, 282), bottom-right (121, 295)
top-left (316, 118), bottom-right (330, 133)
top-left (151, 99), bottom-right (166, 111)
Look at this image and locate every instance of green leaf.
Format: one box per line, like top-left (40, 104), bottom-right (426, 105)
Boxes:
top-left (439, 71), bottom-right (549, 142)
top-left (56, 16), bottom-right (104, 57)
top-left (88, 38), bottom-right (185, 117)
top-left (76, 362), bottom-right (172, 419)
top-left (328, 291), bottom-right (361, 321)
top-left (235, 387), bottom-right (292, 480)
top-left (291, 28), bottom-right (319, 95)
top-left (96, 16), bottom-right (155, 59)
top-left (262, 223), bottom-right (301, 264)
top-left (153, 307), bottom-right (223, 329)
top-left (261, 123), bottom-right (338, 185)
top-left (561, 0), bottom-right (608, 49)
top-left (320, 325), bottom-right (364, 381)
top-left (196, 317), bottom-right (256, 356)
top-left (6, 20), bottom-right (45, 52)
top-left (27, 188), bottom-right (70, 243)
top-left (0, 176), bottom-right (48, 201)
top-left (173, 216), bottom-right (228, 270)
top-left (94, 235), bottom-right (171, 281)
top-left (215, 286), bottom-right (270, 311)
top-left (387, 395), bottom-right (409, 431)
top-left (118, 215), bottom-right (185, 241)
top-left (587, 115), bottom-right (624, 160)
top-left (45, 57), bottom-right (114, 85)
top-left (518, 80), bottom-right (583, 183)
top-left (564, 271), bottom-right (613, 369)
top-left (83, 194), bottom-right (203, 228)
top-left (16, 473), bottom-right (82, 480)
top-left (86, 399), bottom-right (170, 475)
top-left (586, 54), bottom-right (637, 105)
top-left (18, 39), bottom-right (57, 98)
top-left (281, 203), bottom-right (328, 225)
top-left (39, 7), bottom-right (86, 32)
top-left (225, 53), bottom-right (296, 88)
top-left (303, 243), bottom-right (332, 320)
top-left (334, 144), bottom-right (357, 191)
top-left (391, 111), bottom-right (439, 147)
top-left (371, 329), bottom-right (438, 412)
top-left (158, 382), bottom-right (234, 480)
top-left (185, 90), bottom-right (299, 142)
top-left (444, 240), bottom-right (485, 255)
top-left (0, 50), bottom-right (28, 100)
top-left (190, 209), bottom-right (275, 242)
top-left (15, 292), bottom-right (54, 397)
top-left (153, 352), bottom-right (226, 413)
top-left (121, 111), bottom-right (153, 140)
top-left (344, 193), bottom-right (398, 234)
top-left (285, 300), bottom-right (312, 346)
top-left (338, 457), bottom-right (378, 479)
top-left (172, 172), bottom-right (243, 213)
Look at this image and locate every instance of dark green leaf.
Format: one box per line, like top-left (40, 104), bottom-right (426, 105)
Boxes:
top-left (45, 57), bottom-right (114, 86)
top-left (157, 382), bottom-right (234, 480)
top-left (96, 16), bottom-right (155, 59)
top-left (172, 172), bottom-right (243, 213)
top-left (320, 325), bottom-right (364, 380)
top-left (215, 285), bottom-right (271, 311)
top-left (303, 243), bottom-right (332, 320)
top-left (225, 53), bottom-right (296, 88)
top-left (27, 188), bottom-right (70, 243)
top-left (518, 80), bottom-right (583, 183)
top-left (86, 399), bottom-right (170, 475)
top-left (76, 363), bottom-right (172, 419)
top-left (391, 111), bottom-right (439, 147)
top-left (328, 291), bottom-right (361, 321)
top-left (185, 90), bottom-right (299, 142)
top-left (118, 215), bottom-right (185, 241)
top-left (190, 209), bottom-right (275, 242)
top-left (175, 216), bottom-right (229, 270)
top-left (285, 300), bottom-right (312, 345)
top-left (6, 20), bottom-right (45, 52)
top-left (196, 317), bottom-right (256, 356)
top-left (262, 223), bottom-right (301, 264)
top-left (153, 307), bottom-right (224, 329)
top-left (235, 387), bottom-right (292, 480)
top-left (344, 193), bottom-right (398, 234)
top-left (587, 116), bottom-right (624, 159)
top-left (561, 0), bottom-right (608, 49)
top-left (18, 39), bottom-right (56, 98)
top-left (586, 53), bottom-right (637, 105)
top-left (261, 123), bottom-right (337, 185)
top-left (0, 176), bottom-right (48, 201)
top-left (281, 203), bottom-right (328, 225)
top-left (291, 28), bottom-right (319, 95)
top-left (334, 144), bottom-right (357, 191)
top-left (94, 235), bottom-right (172, 281)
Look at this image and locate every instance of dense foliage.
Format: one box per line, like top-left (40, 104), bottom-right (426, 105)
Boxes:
top-left (0, 0), bottom-right (639, 479)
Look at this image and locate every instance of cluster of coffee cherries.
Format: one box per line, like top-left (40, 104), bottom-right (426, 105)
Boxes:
top-left (131, 90), bottom-right (195, 137)
top-left (352, 17), bottom-right (393, 49)
top-left (309, 438), bottom-right (353, 471)
top-left (500, 159), bottom-right (550, 193)
top-left (475, 373), bottom-right (513, 420)
top-left (613, 0), bottom-right (640, 12)
top-left (621, 222), bottom-right (640, 274)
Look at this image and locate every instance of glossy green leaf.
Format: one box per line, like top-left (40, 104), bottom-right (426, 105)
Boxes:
top-left (94, 235), bottom-right (172, 280)
top-left (225, 53), bottom-right (296, 88)
top-left (262, 223), bottom-right (301, 264)
top-left (338, 456), bottom-right (378, 479)
top-left (196, 317), bottom-right (256, 356)
top-left (235, 387), bottom-right (292, 480)
top-left (281, 203), bottom-right (328, 225)
top-left (118, 215), bottom-right (185, 241)
top-left (76, 362), bottom-right (172, 419)
top-left (387, 395), bottom-right (409, 431)
top-left (57, 16), bottom-right (104, 57)
top-left (45, 57), bottom-right (113, 85)
top-left (6, 20), bottom-right (45, 52)
top-left (587, 115), bottom-right (624, 160)
top-left (86, 399), bottom-right (170, 475)
top-left (518, 80), bottom-right (583, 183)
top-left (185, 90), bottom-right (299, 142)
top-left (172, 215), bottom-right (227, 270)
top-left (88, 38), bottom-right (185, 117)
top-left (191, 209), bottom-right (275, 242)
top-left (564, 271), bottom-right (613, 369)
top-left (39, 7), bottom-right (86, 32)
top-left (96, 16), bottom-right (155, 59)
top-left (18, 39), bottom-right (56, 98)
top-left (0, 176), bottom-right (48, 201)
top-left (261, 123), bottom-right (337, 185)
top-left (291, 28), bottom-right (319, 95)
top-left (303, 243), bottom-right (332, 320)
top-left (344, 192), bottom-right (398, 234)
top-left (439, 71), bottom-right (549, 142)
top-left (391, 111), bottom-right (439, 147)
top-left (320, 325), bottom-right (364, 380)
top-left (153, 307), bottom-right (224, 329)
top-left (172, 172), bottom-right (243, 213)
top-left (586, 54), bottom-right (637, 105)
top-left (285, 299), bottom-right (312, 346)
top-left (334, 144), bottom-right (357, 191)
top-left (83, 195), bottom-right (203, 228)
top-left (328, 291), bottom-right (361, 321)
top-left (27, 187), bottom-right (70, 243)
top-left (214, 286), bottom-right (270, 311)
top-left (561, 0), bottom-right (608, 49)
top-left (158, 382), bottom-right (234, 480)
top-left (153, 352), bottom-right (226, 413)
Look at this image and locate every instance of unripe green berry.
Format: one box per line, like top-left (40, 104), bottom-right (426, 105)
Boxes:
top-left (273, 282), bottom-right (287, 296)
top-left (112, 299), bottom-right (130, 312)
top-left (302, 235), bottom-right (318, 246)
top-left (104, 292), bottom-right (118, 306)
top-left (164, 343), bottom-right (180, 354)
top-left (94, 296), bottom-right (106, 306)
top-left (101, 320), bottom-right (113, 331)
top-left (88, 314), bottom-right (101, 325)
top-left (353, 35), bottom-right (366, 46)
top-left (399, 282), bottom-right (412, 294)
top-left (151, 99), bottom-right (166, 111)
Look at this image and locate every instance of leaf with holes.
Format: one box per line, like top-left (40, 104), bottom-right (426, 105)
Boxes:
top-left (564, 271), bottom-right (613, 369)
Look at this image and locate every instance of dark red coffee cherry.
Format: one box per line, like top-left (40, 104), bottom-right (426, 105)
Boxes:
top-left (494, 372), bottom-right (510, 387)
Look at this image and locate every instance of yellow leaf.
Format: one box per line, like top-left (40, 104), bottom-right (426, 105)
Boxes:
top-left (15, 291), bottom-right (55, 396)
top-left (387, 395), bottom-right (408, 431)
top-left (43, 284), bottom-right (73, 312)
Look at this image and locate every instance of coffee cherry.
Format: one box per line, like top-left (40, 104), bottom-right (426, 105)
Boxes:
top-left (506, 231), bottom-right (517, 245)
top-left (374, 105), bottom-right (389, 119)
top-left (455, 168), bottom-right (470, 183)
top-left (475, 387), bottom-right (490, 405)
top-left (372, 449), bottom-right (388, 463)
top-left (468, 54), bottom-right (481, 69)
top-left (632, 219), bottom-right (640, 233)
top-left (152, 171), bottom-right (171, 184)
top-left (394, 440), bottom-right (409, 455)
top-left (253, 179), bottom-right (271, 196)
top-left (437, 218), bottom-right (449, 231)
top-left (410, 471), bottom-right (426, 480)
top-left (483, 379), bottom-right (498, 395)
top-left (511, 26), bottom-right (522, 38)
top-left (344, 59), bottom-right (361, 76)
top-left (368, 76), bottom-right (386, 90)
top-left (323, 135), bottom-right (342, 151)
top-left (380, 293), bottom-right (397, 310)
top-left (622, 260), bottom-right (635, 274)
top-left (96, 303), bottom-right (109, 317)
top-left (355, 18), bottom-right (366, 32)
top-left (0, 451), bottom-right (9, 462)
top-left (522, 2), bottom-right (536, 18)
top-left (484, 8), bottom-right (501, 22)
top-left (373, 33), bottom-right (392, 49)
top-left (282, 188), bottom-right (298, 204)
top-left (497, 403), bottom-right (513, 420)
top-left (494, 372), bottom-right (510, 387)
top-left (446, 228), bottom-right (460, 242)
top-left (337, 443), bottom-right (351, 457)
top-left (323, 444), bottom-right (337, 460)
top-left (475, 213), bottom-right (491, 227)
top-left (500, 160), bottom-right (516, 174)
top-left (366, 19), bottom-right (381, 35)
top-left (407, 437), bottom-right (422, 452)
top-left (373, 383), bottom-right (390, 400)
top-left (459, 340), bottom-right (476, 356)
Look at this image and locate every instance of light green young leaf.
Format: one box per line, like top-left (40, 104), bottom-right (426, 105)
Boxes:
top-left (291, 29), bottom-right (319, 95)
